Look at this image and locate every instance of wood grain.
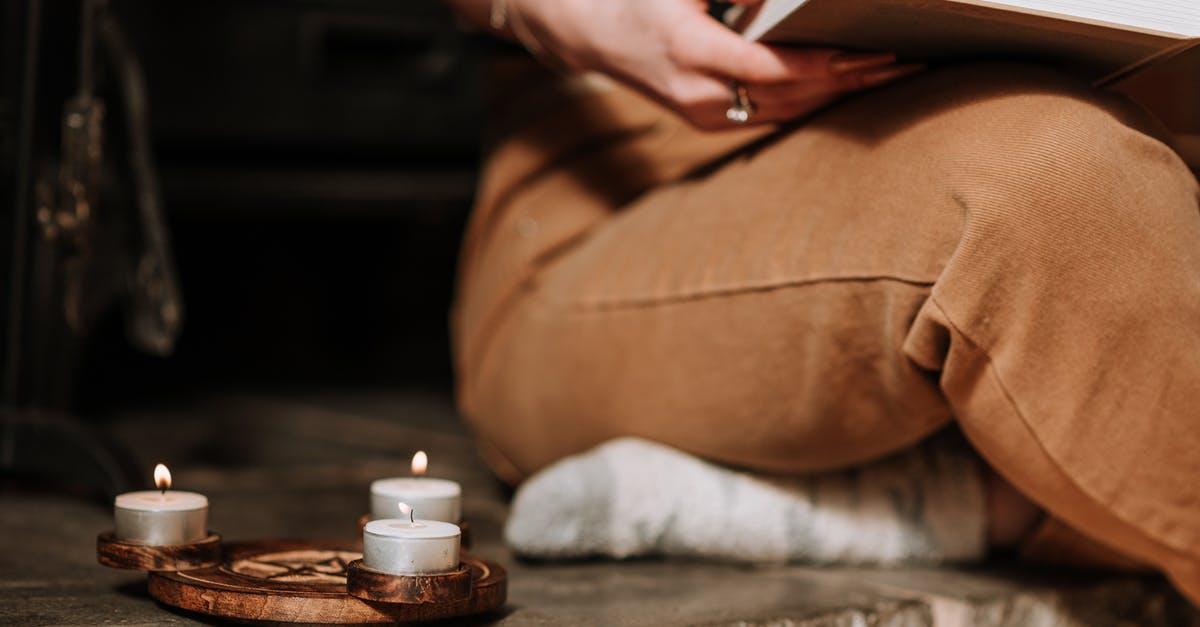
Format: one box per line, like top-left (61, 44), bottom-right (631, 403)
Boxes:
top-left (345, 560), bottom-right (472, 604)
top-left (147, 539), bottom-right (507, 624)
top-left (96, 531), bottom-right (222, 572)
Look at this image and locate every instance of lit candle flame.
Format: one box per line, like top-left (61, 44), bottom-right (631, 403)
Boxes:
top-left (411, 451), bottom-right (428, 476)
top-left (154, 463), bottom-right (172, 492)
top-left (398, 501), bottom-right (414, 524)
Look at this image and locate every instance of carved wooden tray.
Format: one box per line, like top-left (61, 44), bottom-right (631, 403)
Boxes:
top-left (147, 539), bottom-right (506, 624)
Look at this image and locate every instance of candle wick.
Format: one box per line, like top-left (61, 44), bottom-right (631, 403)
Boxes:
top-left (409, 508), bottom-right (415, 524)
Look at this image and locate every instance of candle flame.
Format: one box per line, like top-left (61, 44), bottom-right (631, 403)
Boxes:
top-left (153, 463), bottom-right (172, 490)
top-left (411, 451), bottom-right (428, 476)
top-left (398, 501), bottom-right (414, 523)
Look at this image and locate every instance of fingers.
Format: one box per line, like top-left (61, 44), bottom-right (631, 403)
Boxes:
top-left (662, 63), bottom-right (925, 130)
top-left (694, 94), bottom-right (843, 130)
top-left (659, 72), bottom-right (823, 130)
top-left (646, 2), bottom-right (924, 129)
top-left (669, 12), bottom-right (900, 84)
top-left (666, 12), bottom-right (807, 82)
top-left (753, 63), bottom-right (924, 99)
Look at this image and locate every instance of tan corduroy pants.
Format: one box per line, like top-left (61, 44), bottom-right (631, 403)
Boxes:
top-left (451, 62), bottom-right (1200, 602)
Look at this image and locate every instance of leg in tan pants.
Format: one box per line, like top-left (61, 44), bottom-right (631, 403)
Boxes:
top-left (452, 63), bottom-right (1200, 602)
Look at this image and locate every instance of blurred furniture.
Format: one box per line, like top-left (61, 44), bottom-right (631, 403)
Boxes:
top-left (1, 0), bottom-right (484, 498)
top-left (103, 0), bottom-right (484, 392)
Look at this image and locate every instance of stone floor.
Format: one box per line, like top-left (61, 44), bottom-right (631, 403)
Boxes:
top-left (3, 388), bottom-right (1199, 626)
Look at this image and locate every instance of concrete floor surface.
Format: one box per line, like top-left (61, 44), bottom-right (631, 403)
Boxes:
top-left (2, 390), bottom-right (1197, 626)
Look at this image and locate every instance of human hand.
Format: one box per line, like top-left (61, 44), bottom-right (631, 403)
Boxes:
top-left (506, 0), bottom-right (922, 129)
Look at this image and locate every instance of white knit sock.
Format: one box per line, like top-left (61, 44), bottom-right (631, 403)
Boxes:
top-left (505, 435), bottom-right (986, 564)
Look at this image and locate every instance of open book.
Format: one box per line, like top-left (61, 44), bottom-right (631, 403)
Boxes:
top-left (736, 0), bottom-right (1200, 164)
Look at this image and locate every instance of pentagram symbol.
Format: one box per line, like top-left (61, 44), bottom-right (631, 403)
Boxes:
top-left (228, 549), bottom-right (363, 583)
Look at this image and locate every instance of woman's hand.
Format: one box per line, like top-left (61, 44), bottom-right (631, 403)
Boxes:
top-left (506, 0), bottom-right (921, 129)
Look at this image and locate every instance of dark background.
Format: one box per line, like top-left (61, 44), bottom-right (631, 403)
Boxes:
top-left (2, 0), bottom-right (486, 412)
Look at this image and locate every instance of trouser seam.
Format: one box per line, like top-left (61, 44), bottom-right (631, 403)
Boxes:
top-left (565, 274), bottom-right (937, 313)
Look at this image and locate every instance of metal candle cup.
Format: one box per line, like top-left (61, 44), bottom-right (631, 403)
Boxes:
top-left (113, 490), bottom-right (208, 545)
top-left (362, 518), bottom-right (461, 575)
top-left (370, 478), bottom-right (461, 522)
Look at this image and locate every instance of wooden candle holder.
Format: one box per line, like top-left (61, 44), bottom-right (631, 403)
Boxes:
top-left (355, 514), bottom-right (472, 549)
top-left (144, 539), bottom-right (507, 624)
top-left (96, 531), bottom-right (222, 572)
top-left (345, 560), bottom-right (473, 604)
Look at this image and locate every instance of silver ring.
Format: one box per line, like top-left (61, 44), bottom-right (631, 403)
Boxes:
top-left (725, 82), bottom-right (755, 124)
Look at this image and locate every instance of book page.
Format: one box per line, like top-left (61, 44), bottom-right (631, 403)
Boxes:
top-left (742, 0), bottom-right (1181, 80)
top-left (971, 0), bottom-right (1200, 38)
top-left (743, 0), bottom-right (1200, 41)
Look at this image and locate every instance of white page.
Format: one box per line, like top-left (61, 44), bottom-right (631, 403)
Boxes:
top-left (743, 0), bottom-right (1200, 41)
top-left (971, 0), bottom-right (1200, 37)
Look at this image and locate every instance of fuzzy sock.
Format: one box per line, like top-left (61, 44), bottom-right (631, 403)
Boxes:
top-left (505, 435), bottom-right (986, 564)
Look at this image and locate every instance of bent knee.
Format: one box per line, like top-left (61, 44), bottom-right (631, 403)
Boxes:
top-left (866, 62), bottom-right (1180, 181)
top-left (892, 64), bottom-right (1198, 255)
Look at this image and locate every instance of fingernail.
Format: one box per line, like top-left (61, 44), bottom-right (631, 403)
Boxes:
top-left (829, 52), bottom-right (897, 74)
top-left (860, 63), bottom-right (925, 86)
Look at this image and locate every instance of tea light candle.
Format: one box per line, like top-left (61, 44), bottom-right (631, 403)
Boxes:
top-left (363, 503), bottom-right (461, 575)
top-left (114, 464), bottom-right (208, 545)
top-left (370, 451), bottom-right (462, 522)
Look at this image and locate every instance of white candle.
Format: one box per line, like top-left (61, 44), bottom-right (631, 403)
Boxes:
top-left (113, 464), bottom-right (208, 545)
top-left (363, 508), bottom-right (461, 575)
top-left (370, 451), bottom-right (462, 522)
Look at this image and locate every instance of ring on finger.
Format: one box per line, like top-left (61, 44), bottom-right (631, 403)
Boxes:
top-left (725, 82), bottom-right (755, 124)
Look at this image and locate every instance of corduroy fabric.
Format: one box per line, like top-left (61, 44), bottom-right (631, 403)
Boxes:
top-left (450, 62), bottom-right (1200, 603)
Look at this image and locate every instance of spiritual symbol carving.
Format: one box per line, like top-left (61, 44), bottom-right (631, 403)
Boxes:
top-left (142, 540), bottom-right (505, 624)
top-left (227, 549), bottom-right (363, 583)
